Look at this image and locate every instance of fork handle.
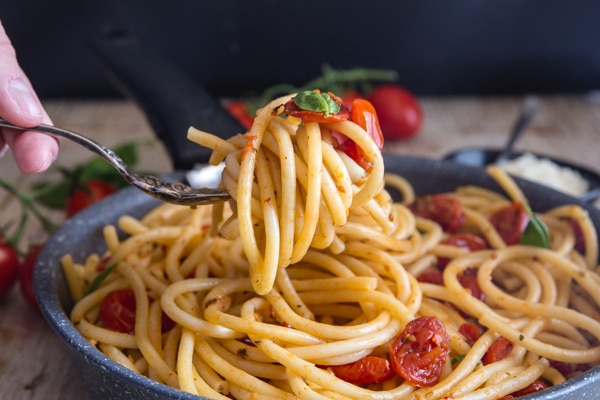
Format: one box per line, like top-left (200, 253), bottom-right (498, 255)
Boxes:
top-left (88, 27), bottom-right (245, 170)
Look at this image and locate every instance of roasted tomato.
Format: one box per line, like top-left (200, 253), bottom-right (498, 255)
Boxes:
top-left (438, 233), bottom-right (488, 269)
top-left (569, 219), bottom-right (586, 253)
top-left (331, 356), bottom-right (395, 385)
top-left (225, 100), bottom-right (254, 129)
top-left (482, 337), bottom-right (513, 365)
top-left (283, 91), bottom-right (350, 124)
top-left (489, 202), bottom-right (530, 246)
top-left (389, 316), bottom-right (451, 387)
top-left (417, 269), bottom-right (444, 285)
top-left (409, 194), bottom-right (466, 233)
top-left (458, 322), bottom-right (483, 344)
top-left (497, 380), bottom-right (549, 399)
top-left (458, 268), bottom-right (485, 302)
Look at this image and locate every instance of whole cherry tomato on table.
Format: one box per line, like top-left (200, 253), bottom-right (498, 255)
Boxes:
top-left (66, 179), bottom-right (117, 218)
top-left (367, 84), bottom-right (422, 140)
top-left (0, 236), bottom-right (20, 299)
top-left (19, 243), bottom-right (44, 312)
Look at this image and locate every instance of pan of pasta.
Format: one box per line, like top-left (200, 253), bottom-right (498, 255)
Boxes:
top-left (35, 91), bottom-right (600, 400)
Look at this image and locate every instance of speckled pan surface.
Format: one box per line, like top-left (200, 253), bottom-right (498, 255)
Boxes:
top-left (34, 154), bottom-right (600, 400)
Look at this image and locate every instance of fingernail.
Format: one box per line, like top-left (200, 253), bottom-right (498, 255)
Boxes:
top-left (8, 78), bottom-right (43, 119)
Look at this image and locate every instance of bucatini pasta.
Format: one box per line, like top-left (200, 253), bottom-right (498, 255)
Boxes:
top-left (63, 91), bottom-right (600, 399)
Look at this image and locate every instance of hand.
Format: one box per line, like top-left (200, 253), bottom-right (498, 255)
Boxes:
top-left (0, 21), bottom-right (58, 173)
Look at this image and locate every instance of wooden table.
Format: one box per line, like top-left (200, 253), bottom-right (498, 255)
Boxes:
top-left (1, 96), bottom-right (599, 399)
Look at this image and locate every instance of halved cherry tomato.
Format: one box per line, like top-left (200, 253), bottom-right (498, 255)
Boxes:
top-left (19, 243), bottom-right (44, 312)
top-left (409, 194), bottom-right (466, 233)
top-left (497, 380), bottom-right (549, 399)
top-left (489, 203), bottom-right (530, 246)
top-left (225, 100), bottom-right (254, 129)
top-left (99, 289), bottom-right (137, 334)
top-left (283, 92), bottom-right (350, 124)
top-left (99, 289), bottom-right (175, 334)
top-left (438, 233), bottom-right (488, 269)
top-left (458, 322), bottom-right (483, 344)
top-left (331, 356), bottom-right (395, 385)
top-left (417, 269), bottom-right (444, 285)
top-left (482, 337), bottom-right (513, 365)
top-left (458, 268), bottom-right (485, 302)
top-left (331, 98), bottom-right (383, 171)
top-left (389, 316), bottom-right (450, 387)
top-left (341, 90), bottom-right (361, 110)
top-left (367, 84), bottom-right (422, 140)
top-left (569, 219), bottom-right (585, 253)
top-left (0, 236), bottom-right (20, 299)
top-left (66, 180), bottom-right (117, 218)
top-left (350, 98), bottom-right (384, 151)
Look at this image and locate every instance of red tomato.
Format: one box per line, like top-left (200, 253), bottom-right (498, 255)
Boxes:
top-left (497, 380), bottom-right (549, 400)
top-left (409, 194), bottom-right (466, 233)
top-left (225, 100), bottom-right (254, 130)
top-left (283, 93), bottom-right (350, 124)
top-left (458, 268), bottom-right (486, 302)
top-left (99, 289), bottom-right (176, 334)
top-left (482, 337), bottom-right (513, 365)
top-left (438, 233), bottom-right (488, 268)
top-left (341, 90), bottom-right (361, 110)
top-left (389, 316), bottom-right (451, 387)
top-left (0, 236), bottom-right (20, 298)
top-left (489, 203), bottom-right (530, 246)
top-left (66, 180), bottom-right (117, 218)
top-left (350, 98), bottom-right (384, 151)
top-left (19, 244), bottom-right (44, 312)
top-left (99, 289), bottom-right (137, 334)
top-left (417, 269), bottom-right (444, 285)
top-left (458, 322), bottom-right (483, 344)
top-left (367, 84), bottom-right (422, 140)
top-left (569, 219), bottom-right (585, 254)
top-left (331, 356), bottom-right (396, 385)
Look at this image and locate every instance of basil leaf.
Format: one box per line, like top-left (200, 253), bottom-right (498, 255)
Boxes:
top-left (83, 263), bottom-right (118, 296)
top-left (293, 91), bottom-right (340, 116)
top-left (520, 204), bottom-right (551, 248)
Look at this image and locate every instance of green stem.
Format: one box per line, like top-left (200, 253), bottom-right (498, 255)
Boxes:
top-left (0, 179), bottom-right (59, 236)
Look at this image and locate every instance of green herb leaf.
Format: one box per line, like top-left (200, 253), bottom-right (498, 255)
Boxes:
top-left (83, 263), bottom-right (118, 296)
top-left (451, 354), bottom-right (466, 364)
top-left (30, 180), bottom-right (73, 209)
top-left (78, 141), bottom-right (139, 189)
top-left (520, 204), bottom-right (551, 248)
top-left (293, 91), bottom-right (340, 117)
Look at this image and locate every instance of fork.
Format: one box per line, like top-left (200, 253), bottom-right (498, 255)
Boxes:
top-left (0, 119), bottom-right (231, 206)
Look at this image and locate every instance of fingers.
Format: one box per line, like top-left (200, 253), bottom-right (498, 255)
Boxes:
top-left (0, 20), bottom-right (59, 173)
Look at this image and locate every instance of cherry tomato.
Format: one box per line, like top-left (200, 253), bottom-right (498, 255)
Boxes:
top-left (341, 90), bottom-right (361, 110)
top-left (409, 194), bottom-right (466, 233)
top-left (389, 316), bottom-right (450, 387)
top-left (569, 219), bottom-right (585, 254)
top-left (225, 100), bottom-right (254, 130)
top-left (482, 337), bottom-right (513, 365)
top-left (331, 356), bottom-right (396, 385)
top-left (367, 84), bottom-right (422, 140)
top-left (99, 289), bottom-right (137, 334)
top-left (66, 180), bottom-right (117, 218)
top-left (458, 268), bottom-right (485, 302)
top-left (19, 244), bottom-right (44, 312)
top-left (458, 322), bottom-right (483, 344)
top-left (0, 236), bottom-right (20, 299)
top-left (417, 269), bottom-right (444, 285)
top-left (489, 203), bottom-right (530, 246)
top-left (99, 289), bottom-right (175, 334)
top-left (350, 98), bottom-right (384, 151)
top-left (283, 92), bottom-right (350, 124)
top-left (497, 380), bottom-right (549, 399)
top-left (438, 233), bottom-right (488, 268)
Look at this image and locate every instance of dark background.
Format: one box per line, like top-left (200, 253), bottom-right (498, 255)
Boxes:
top-left (2, 0), bottom-right (600, 99)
